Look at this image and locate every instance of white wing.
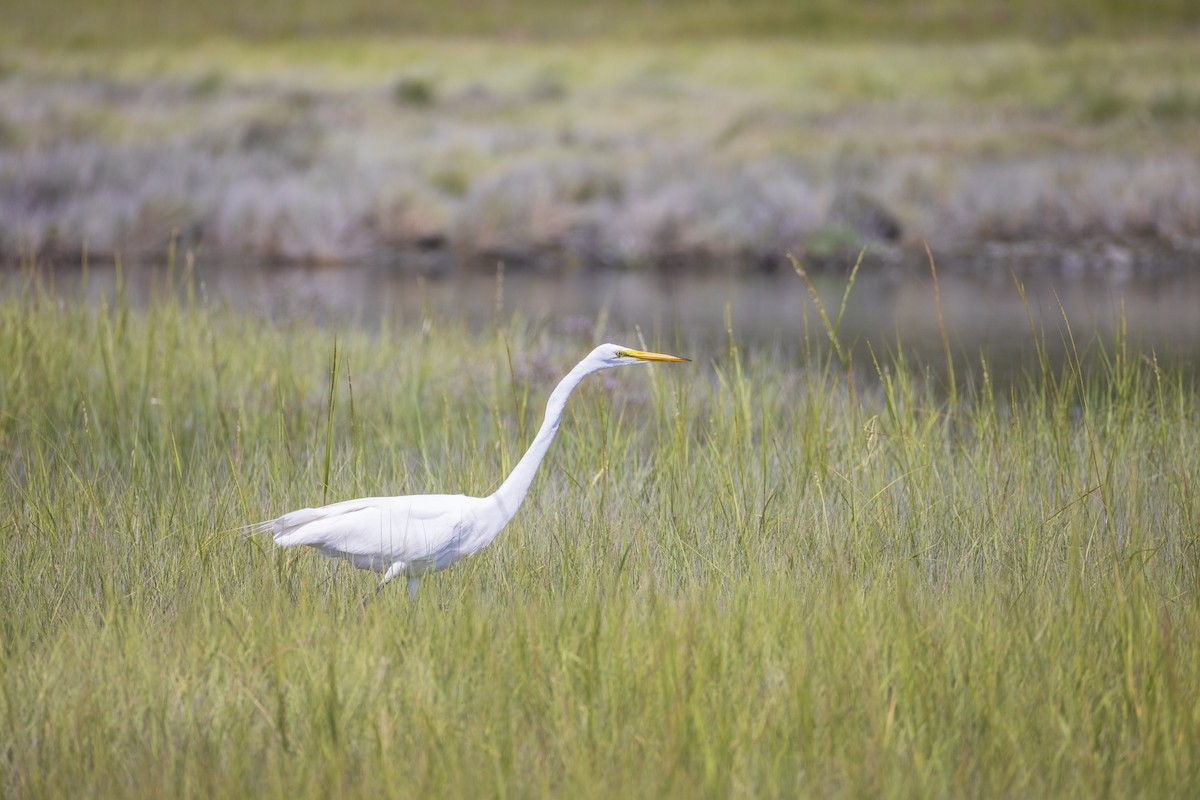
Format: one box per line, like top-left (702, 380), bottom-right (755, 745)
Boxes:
top-left (270, 494), bottom-right (480, 572)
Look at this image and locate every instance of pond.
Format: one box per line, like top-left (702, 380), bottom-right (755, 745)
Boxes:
top-left (8, 258), bottom-right (1200, 381)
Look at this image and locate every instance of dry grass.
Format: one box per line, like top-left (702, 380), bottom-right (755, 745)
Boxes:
top-left (2, 40), bottom-right (1199, 269)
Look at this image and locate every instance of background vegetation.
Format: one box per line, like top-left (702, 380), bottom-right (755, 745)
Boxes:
top-left (4, 38), bottom-right (1198, 268)
top-left (2, 271), bottom-right (1198, 796)
top-left (4, 0), bottom-right (1199, 46)
top-left (4, 0), bottom-right (1198, 269)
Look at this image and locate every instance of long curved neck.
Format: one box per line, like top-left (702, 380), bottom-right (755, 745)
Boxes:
top-left (489, 359), bottom-right (598, 524)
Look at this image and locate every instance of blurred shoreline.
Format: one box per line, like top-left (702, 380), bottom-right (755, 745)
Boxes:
top-left (3, 39), bottom-right (1198, 276)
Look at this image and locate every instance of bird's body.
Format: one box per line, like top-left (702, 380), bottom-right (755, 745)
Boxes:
top-left (269, 493), bottom-right (497, 596)
top-left (261, 343), bottom-right (688, 596)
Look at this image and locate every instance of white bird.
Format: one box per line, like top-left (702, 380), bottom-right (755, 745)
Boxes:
top-left (261, 343), bottom-right (689, 597)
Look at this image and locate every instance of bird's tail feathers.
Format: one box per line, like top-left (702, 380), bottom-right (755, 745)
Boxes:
top-left (226, 508), bottom-right (335, 544)
top-left (232, 520), bottom-right (277, 541)
top-left (268, 502), bottom-right (377, 547)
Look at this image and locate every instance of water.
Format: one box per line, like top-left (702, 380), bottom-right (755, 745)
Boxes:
top-left (8, 260), bottom-right (1200, 377)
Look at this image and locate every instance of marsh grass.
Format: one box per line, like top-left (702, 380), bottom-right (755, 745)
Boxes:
top-left (3, 0), bottom-right (1198, 47)
top-left (2, 265), bottom-right (1199, 797)
top-left (4, 39), bottom-right (1200, 267)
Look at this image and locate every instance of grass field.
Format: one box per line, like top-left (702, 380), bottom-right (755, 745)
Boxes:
top-left (4, 0), bottom-right (1199, 47)
top-left (2, 266), bottom-right (1198, 796)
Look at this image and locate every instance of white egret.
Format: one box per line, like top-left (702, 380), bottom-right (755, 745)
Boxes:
top-left (261, 343), bottom-right (688, 597)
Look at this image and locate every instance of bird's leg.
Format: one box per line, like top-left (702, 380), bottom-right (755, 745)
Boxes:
top-left (375, 561), bottom-right (407, 595)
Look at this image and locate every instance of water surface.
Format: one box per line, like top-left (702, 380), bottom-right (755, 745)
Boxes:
top-left (9, 261), bottom-right (1200, 379)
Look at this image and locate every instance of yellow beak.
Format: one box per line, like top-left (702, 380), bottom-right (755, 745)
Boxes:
top-left (623, 348), bottom-right (690, 363)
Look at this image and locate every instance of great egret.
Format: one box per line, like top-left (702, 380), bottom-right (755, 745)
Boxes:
top-left (261, 343), bottom-right (688, 597)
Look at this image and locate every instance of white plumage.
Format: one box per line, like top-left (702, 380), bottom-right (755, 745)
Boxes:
top-left (260, 343), bottom-right (688, 597)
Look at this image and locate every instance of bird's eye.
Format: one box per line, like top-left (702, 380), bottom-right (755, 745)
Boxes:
top-left (614, 351), bottom-right (630, 358)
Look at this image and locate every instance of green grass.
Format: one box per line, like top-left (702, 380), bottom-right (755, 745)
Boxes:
top-left (3, 0), bottom-right (1199, 48)
top-left (2, 266), bottom-right (1199, 797)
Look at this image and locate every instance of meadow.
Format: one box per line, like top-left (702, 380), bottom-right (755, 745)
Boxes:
top-left (2, 264), bottom-right (1198, 796)
top-left (4, 0), bottom-right (1198, 46)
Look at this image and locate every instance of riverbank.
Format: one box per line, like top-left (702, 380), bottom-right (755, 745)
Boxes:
top-left (3, 39), bottom-right (1198, 273)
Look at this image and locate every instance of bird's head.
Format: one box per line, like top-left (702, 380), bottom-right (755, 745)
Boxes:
top-left (589, 343), bottom-right (690, 370)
